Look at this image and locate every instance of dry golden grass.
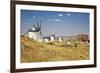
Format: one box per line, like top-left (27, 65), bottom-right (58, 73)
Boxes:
top-left (21, 36), bottom-right (89, 63)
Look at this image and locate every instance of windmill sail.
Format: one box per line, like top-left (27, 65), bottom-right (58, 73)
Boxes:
top-left (39, 19), bottom-right (43, 37)
top-left (23, 18), bottom-right (43, 41)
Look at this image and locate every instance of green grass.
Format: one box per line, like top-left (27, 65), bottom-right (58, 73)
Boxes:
top-left (21, 36), bottom-right (89, 63)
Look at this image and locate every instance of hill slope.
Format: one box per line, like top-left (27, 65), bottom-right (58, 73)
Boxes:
top-left (21, 36), bottom-right (89, 63)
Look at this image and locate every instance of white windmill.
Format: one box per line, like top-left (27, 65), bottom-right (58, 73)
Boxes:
top-left (24, 20), bottom-right (43, 41)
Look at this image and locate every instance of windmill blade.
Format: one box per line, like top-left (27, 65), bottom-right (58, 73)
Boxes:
top-left (24, 23), bottom-right (36, 36)
top-left (36, 16), bottom-right (40, 30)
top-left (36, 21), bottom-right (40, 30)
top-left (33, 24), bottom-right (38, 30)
top-left (23, 26), bottom-right (32, 36)
top-left (39, 20), bottom-right (43, 37)
top-left (40, 30), bottom-right (43, 37)
top-left (24, 31), bottom-right (28, 36)
top-left (39, 19), bottom-right (41, 30)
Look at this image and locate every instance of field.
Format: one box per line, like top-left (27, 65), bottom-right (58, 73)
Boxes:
top-left (21, 36), bottom-right (89, 63)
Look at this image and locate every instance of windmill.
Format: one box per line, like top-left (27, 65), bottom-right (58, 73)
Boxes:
top-left (24, 19), bottom-right (43, 41)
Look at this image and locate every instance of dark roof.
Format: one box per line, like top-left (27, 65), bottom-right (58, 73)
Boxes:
top-left (43, 36), bottom-right (50, 40)
top-left (29, 29), bottom-right (39, 32)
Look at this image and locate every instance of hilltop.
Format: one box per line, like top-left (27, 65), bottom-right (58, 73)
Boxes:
top-left (21, 36), bottom-right (89, 63)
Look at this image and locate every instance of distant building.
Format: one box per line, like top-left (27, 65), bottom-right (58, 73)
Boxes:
top-left (43, 36), bottom-right (50, 43)
top-left (26, 23), bottom-right (65, 43)
top-left (28, 28), bottom-right (39, 40)
top-left (38, 37), bottom-right (43, 42)
top-left (50, 34), bottom-right (55, 42)
top-left (59, 36), bottom-right (63, 42)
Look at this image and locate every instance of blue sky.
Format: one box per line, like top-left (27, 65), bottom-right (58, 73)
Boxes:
top-left (21, 10), bottom-right (89, 36)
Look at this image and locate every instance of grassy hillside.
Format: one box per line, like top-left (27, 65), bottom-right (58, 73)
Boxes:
top-left (21, 36), bottom-right (89, 63)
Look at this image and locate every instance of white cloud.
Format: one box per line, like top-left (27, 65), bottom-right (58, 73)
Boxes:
top-left (54, 19), bottom-right (61, 21)
top-left (58, 14), bottom-right (63, 16)
top-left (47, 19), bottom-right (62, 22)
top-left (66, 13), bottom-right (71, 16)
